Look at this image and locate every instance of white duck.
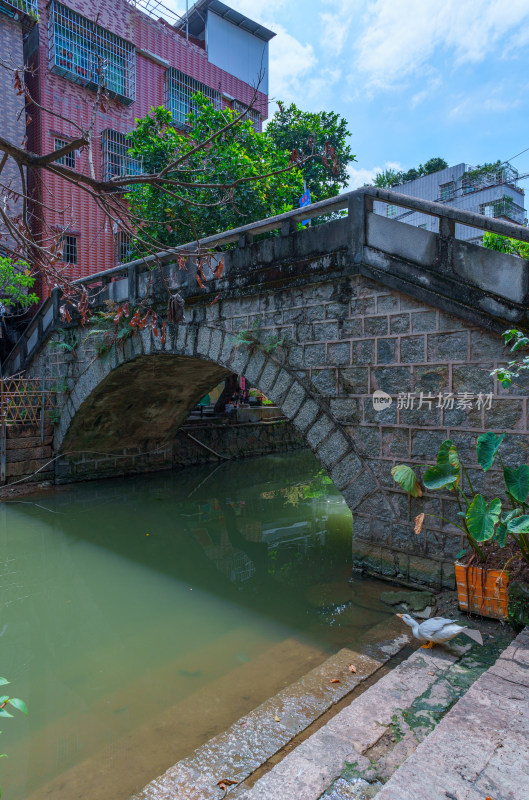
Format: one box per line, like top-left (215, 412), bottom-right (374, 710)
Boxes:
top-left (397, 613), bottom-right (483, 648)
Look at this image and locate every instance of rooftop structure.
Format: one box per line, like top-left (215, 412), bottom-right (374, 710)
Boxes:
top-left (375, 162), bottom-right (527, 243)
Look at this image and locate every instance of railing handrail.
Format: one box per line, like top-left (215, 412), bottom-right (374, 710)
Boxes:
top-left (72, 186), bottom-right (529, 287)
top-left (4, 186), bottom-right (529, 376)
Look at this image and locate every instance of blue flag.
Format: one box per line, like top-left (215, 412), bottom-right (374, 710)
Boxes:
top-left (299, 188), bottom-right (311, 226)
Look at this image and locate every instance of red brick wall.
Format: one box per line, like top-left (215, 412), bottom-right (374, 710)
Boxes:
top-left (31, 0), bottom-right (269, 287)
top-left (0, 15), bottom-right (26, 250)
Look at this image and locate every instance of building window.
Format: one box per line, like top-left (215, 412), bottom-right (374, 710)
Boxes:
top-left (48, 1), bottom-right (136, 104)
top-left (165, 69), bottom-right (221, 128)
top-left (480, 203), bottom-right (495, 218)
top-left (115, 231), bottom-right (132, 264)
top-left (439, 181), bottom-right (455, 201)
top-left (479, 196), bottom-right (526, 225)
top-left (233, 100), bottom-right (261, 133)
top-left (54, 138), bottom-right (76, 168)
top-left (386, 204), bottom-right (397, 218)
top-left (61, 235), bottom-right (78, 264)
top-left (101, 130), bottom-right (142, 182)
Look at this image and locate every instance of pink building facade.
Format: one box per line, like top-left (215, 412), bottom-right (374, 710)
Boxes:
top-left (19, 0), bottom-right (272, 287)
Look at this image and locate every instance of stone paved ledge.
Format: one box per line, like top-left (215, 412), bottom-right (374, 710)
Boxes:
top-left (373, 627), bottom-right (529, 800)
top-left (233, 627), bottom-right (513, 800)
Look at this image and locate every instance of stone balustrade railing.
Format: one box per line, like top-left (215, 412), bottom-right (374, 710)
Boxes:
top-left (4, 185), bottom-right (529, 377)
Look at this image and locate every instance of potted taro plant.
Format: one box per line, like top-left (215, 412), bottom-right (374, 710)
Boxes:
top-left (391, 432), bottom-right (529, 620)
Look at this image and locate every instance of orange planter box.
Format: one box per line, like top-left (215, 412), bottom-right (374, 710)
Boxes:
top-left (455, 562), bottom-right (509, 620)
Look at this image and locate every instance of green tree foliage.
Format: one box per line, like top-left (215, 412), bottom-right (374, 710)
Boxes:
top-left (0, 256), bottom-right (38, 312)
top-left (482, 231), bottom-right (529, 259)
top-left (265, 102), bottom-right (355, 205)
top-left (127, 100), bottom-right (304, 249)
top-left (373, 157), bottom-right (448, 188)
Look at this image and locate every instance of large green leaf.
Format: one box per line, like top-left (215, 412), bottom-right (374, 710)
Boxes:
top-left (423, 466), bottom-right (459, 490)
top-left (495, 523), bottom-right (508, 548)
top-left (507, 515), bottom-right (529, 534)
top-left (466, 494), bottom-right (502, 542)
top-left (438, 440), bottom-right (460, 471)
top-left (423, 440), bottom-right (460, 490)
top-left (391, 465), bottom-right (422, 498)
top-left (504, 465), bottom-right (529, 503)
top-left (502, 508), bottom-right (522, 524)
top-left (476, 432), bottom-right (505, 472)
top-left (8, 698), bottom-right (27, 716)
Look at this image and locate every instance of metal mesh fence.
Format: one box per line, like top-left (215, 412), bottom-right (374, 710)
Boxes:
top-left (48, 1), bottom-right (136, 104)
top-left (101, 129), bottom-right (143, 182)
top-left (165, 68), bottom-right (221, 128)
top-left (125, 0), bottom-right (184, 27)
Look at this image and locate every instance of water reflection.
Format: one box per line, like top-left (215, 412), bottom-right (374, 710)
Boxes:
top-left (0, 451), bottom-right (391, 800)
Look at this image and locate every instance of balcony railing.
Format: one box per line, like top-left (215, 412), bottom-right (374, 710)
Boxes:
top-left (0, 0), bottom-right (38, 19)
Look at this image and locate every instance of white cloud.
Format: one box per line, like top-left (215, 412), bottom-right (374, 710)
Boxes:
top-left (449, 82), bottom-right (522, 119)
top-left (266, 24), bottom-right (317, 104)
top-left (351, 0), bottom-right (529, 91)
top-left (347, 161), bottom-right (403, 189)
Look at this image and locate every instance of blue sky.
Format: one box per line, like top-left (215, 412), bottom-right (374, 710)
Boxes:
top-left (170, 1), bottom-right (529, 189)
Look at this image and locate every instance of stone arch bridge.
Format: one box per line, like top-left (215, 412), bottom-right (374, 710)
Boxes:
top-left (5, 187), bottom-right (529, 588)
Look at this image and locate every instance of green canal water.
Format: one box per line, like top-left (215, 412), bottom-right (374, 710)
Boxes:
top-left (0, 450), bottom-right (393, 800)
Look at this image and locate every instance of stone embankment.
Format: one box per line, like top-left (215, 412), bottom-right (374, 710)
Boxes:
top-left (1, 423), bottom-right (54, 485)
top-left (0, 417), bottom-right (303, 491)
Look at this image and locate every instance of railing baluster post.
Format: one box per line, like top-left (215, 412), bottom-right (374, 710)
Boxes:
top-left (238, 232), bottom-right (253, 248)
top-left (51, 287), bottom-right (62, 327)
top-left (281, 219), bottom-right (295, 237)
top-left (439, 216), bottom-right (456, 238)
top-left (128, 264), bottom-right (137, 304)
top-left (348, 192), bottom-right (366, 264)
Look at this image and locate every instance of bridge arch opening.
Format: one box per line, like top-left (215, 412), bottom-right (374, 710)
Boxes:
top-left (55, 323), bottom-right (385, 529)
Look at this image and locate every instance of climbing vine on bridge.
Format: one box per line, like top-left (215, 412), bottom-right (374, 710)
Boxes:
top-left (85, 302), bottom-right (167, 358)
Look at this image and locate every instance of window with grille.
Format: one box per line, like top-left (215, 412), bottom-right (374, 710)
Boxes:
top-left (233, 101), bottom-right (261, 133)
top-left (165, 69), bottom-right (221, 128)
top-left (479, 197), bottom-right (526, 224)
top-left (54, 138), bottom-right (76, 168)
top-left (48, 1), bottom-right (136, 104)
top-left (115, 231), bottom-right (132, 264)
top-left (101, 130), bottom-right (142, 182)
top-left (439, 181), bottom-right (455, 201)
top-left (61, 235), bottom-right (78, 264)
top-left (386, 204), bottom-right (397, 217)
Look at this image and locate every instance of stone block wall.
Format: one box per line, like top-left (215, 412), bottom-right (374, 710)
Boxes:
top-left (3, 423), bottom-right (54, 484)
top-left (198, 274), bottom-right (525, 589)
top-left (51, 419), bottom-right (304, 482)
top-left (27, 271), bottom-right (524, 589)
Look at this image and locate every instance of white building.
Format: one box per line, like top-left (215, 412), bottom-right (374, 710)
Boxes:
top-left (375, 162), bottom-right (526, 243)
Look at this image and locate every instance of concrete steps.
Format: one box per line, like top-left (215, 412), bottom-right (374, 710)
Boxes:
top-left (232, 628), bottom-right (514, 800)
top-left (373, 628), bottom-right (529, 800)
